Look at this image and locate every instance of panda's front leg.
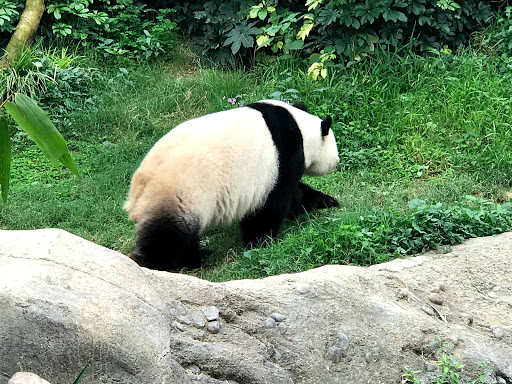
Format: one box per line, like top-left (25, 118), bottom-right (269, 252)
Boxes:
top-left (240, 188), bottom-right (295, 247)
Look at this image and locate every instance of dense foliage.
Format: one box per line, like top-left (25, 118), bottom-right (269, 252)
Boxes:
top-left (162, 0), bottom-right (507, 66)
top-left (2, 0), bottom-right (509, 65)
top-left (0, 0), bottom-right (177, 60)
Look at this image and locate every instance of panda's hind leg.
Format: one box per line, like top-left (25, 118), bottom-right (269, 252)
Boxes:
top-left (240, 188), bottom-right (294, 247)
top-left (287, 182), bottom-right (339, 218)
top-left (131, 213), bottom-right (203, 271)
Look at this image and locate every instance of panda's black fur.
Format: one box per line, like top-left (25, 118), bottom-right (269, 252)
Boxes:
top-left (126, 100), bottom-right (339, 271)
top-left (288, 182), bottom-right (339, 218)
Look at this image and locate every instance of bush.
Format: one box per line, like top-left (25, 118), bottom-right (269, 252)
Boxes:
top-left (165, 0), bottom-right (501, 66)
top-left (209, 196), bottom-right (512, 279)
top-left (0, 0), bottom-right (178, 61)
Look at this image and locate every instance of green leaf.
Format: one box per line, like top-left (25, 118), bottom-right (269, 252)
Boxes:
top-left (4, 94), bottom-right (80, 177)
top-left (0, 116), bottom-right (11, 206)
top-left (297, 20), bottom-right (314, 40)
top-left (286, 39), bottom-right (304, 50)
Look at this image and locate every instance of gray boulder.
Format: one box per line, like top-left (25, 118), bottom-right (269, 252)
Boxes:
top-left (0, 229), bottom-right (189, 384)
top-left (1, 228), bottom-right (511, 384)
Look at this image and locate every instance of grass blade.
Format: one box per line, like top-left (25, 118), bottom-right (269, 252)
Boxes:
top-left (4, 93), bottom-right (80, 177)
top-left (0, 116), bottom-right (11, 206)
top-left (72, 363), bottom-right (89, 384)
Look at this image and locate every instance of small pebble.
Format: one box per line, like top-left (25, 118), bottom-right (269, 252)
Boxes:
top-left (397, 289), bottom-right (409, 299)
top-left (295, 283), bottom-right (311, 294)
top-left (488, 291), bottom-right (498, 298)
top-left (207, 320), bottom-right (221, 334)
top-left (337, 332), bottom-right (349, 355)
top-left (265, 318), bottom-right (277, 329)
top-left (174, 321), bottom-right (185, 332)
top-left (364, 351), bottom-right (379, 363)
top-left (277, 323), bottom-right (287, 335)
top-left (202, 306), bottom-right (220, 321)
top-left (264, 361), bottom-right (276, 369)
top-left (461, 313), bottom-right (473, 325)
top-left (421, 304), bottom-right (436, 317)
top-left (271, 313), bottom-right (287, 322)
top-left (169, 308), bottom-right (177, 317)
top-left (326, 346), bottom-right (343, 363)
top-left (449, 336), bottom-right (460, 346)
top-left (432, 265), bottom-right (443, 273)
top-left (492, 326), bottom-right (505, 339)
top-left (187, 364), bottom-right (200, 375)
top-left (497, 377), bottom-right (506, 384)
top-left (424, 363), bottom-right (437, 372)
top-left (433, 281), bottom-right (446, 291)
top-left (177, 316), bottom-right (191, 325)
top-left (429, 293), bottom-right (443, 305)
top-left (190, 312), bottom-right (206, 328)
top-left (493, 286), bottom-right (502, 292)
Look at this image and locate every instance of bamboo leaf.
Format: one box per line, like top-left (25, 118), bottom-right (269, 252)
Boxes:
top-left (4, 94), bottom-right (80, 177)
top-left (0, 116), bottom-right (11, 206)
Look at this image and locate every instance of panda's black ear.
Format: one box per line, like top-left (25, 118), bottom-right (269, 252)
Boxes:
top-left (292, 102), bottom-right (308, 112)
top-left (321, 115), bottom-right (332, 137)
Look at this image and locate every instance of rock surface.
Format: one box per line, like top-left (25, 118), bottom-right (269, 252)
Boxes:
top-left (1, 229), bottom-right (512, 384)
top-left (8, 372), bottom-right (51, 384)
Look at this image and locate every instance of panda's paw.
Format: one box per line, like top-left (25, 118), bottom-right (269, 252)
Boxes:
top-left (321, 194), bottom-right (339, 208)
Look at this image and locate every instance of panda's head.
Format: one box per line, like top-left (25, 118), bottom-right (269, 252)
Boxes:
top-left (303, 113), bottom-right (339, 176)
top-left (285, 101), bottom-right (339, 176)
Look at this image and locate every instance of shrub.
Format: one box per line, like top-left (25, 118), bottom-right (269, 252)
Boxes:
top-left (0, 0), bottom-right (178, 61)
top-left (166, 0), bottom-right (500, 66)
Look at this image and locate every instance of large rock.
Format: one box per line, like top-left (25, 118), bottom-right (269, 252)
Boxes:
top-left (1, 229), bottom-right (511, 384)
top-left (0, 229), bottom-right (189, 384)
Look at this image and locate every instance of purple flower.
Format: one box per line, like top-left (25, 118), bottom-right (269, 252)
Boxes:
top-left (228, 98), bottom-right (236, 105)
top-left (285, 100), bottom-right (291, 105)
top-left (222, 96), bottom-right (226, 100)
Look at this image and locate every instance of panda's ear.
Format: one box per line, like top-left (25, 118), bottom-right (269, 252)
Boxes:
top-left (292, 102), bottom-right (308, 112)
top-left (321, 115), bottom-right (332, 137)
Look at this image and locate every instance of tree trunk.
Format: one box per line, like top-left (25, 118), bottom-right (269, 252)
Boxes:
top-left (0, 0), bottom-right (45, 69)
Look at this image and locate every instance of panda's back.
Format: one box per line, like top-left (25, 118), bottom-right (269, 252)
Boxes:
top-left (125, 107), bottom-right (279, 231)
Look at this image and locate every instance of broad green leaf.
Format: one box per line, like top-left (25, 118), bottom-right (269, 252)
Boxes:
top-left (240, 33), bottom-right (255, 49)
top-left (4, 94), bottom-right (80, 177)
top-left (0, 117), bottom-right (11, 206)
top-left (263, 24), bottom-right (280, 35)
top-left (286, 39), bottom-right (304, 51)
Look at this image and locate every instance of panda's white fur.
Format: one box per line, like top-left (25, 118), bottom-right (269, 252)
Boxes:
top-left (125, 100), bottom-right (338, 234)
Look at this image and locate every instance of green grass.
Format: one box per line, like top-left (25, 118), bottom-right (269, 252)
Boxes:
top-left (2, 47), bottom-right (512, 281)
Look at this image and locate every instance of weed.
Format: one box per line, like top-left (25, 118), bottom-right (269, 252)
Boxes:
top-left (402, 341), bottom-right (488, 384)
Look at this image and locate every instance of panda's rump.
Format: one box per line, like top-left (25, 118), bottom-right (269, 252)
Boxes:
top-left (126, 108), bottom-right (279, 232)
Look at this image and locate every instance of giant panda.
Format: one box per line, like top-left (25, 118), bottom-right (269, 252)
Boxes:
top-left (124, 100), bottom-right (339, 271)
